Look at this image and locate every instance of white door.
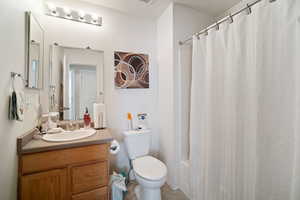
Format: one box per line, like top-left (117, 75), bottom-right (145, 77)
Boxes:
top-left (76, 68), bottom-right (97, 119)
top-left (70, 65), bottom-right (97, 120)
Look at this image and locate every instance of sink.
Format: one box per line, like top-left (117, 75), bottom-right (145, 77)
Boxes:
top-left (42, 129), bottom-right (96, 142)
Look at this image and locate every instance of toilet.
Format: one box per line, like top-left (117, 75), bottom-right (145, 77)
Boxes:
top-left (123, 129), bottom-right (167, 200)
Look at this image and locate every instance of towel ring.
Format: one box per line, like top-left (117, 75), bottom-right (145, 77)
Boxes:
top-left (11, 72), bottom-right (27, 91)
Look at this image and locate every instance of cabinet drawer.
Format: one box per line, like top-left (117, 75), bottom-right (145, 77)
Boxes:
top-left (22, 144), bottom-right (108, 174)
top-left (71, 161), bottom-right (108, 194)
top-left (72, 187), bottom-right (108, 200)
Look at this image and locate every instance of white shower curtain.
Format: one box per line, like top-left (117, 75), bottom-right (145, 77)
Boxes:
top-left (190, 0), bottom-right (300, 200)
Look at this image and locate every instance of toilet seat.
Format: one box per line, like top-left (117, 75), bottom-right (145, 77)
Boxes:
top-left (133, 156), bottom-right (167, 181)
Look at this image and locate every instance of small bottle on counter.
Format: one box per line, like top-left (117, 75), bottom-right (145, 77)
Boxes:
top-left (127, 113), bottom-right (133, 130)
top-left (84, 107), bottom-right (91, 129)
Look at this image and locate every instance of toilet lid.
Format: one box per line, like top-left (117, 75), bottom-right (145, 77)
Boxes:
top-left (133, 156), bottom-right (167, 181)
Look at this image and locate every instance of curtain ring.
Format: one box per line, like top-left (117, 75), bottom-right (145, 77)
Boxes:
top-left (196, 34), bottom-right (200, 40)
top-left (228, 14), bottom-right (234, 24)
top-left (215, 22), bottom-right (219, 31)
top-left (245, 4), bottom-right (252, 15)
top-left (204, 29), bottom-right (208, 36)
top-left (269, 0), bottom-right (276, 2)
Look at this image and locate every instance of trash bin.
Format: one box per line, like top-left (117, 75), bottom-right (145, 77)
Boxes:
top-left (110, 172), bottom-right (127, 200)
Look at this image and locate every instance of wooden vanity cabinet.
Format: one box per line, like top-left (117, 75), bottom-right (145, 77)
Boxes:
top-left (18, 144), bottom-right (110, 200)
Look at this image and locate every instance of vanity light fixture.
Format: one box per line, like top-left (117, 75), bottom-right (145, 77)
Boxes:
top-left (45, 3), bottom-right (102, 27)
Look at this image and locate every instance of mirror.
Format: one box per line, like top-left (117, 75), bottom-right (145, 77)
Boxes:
top-left (49, 45), bottom-right (104, 120)
top-left (25, 12), bottom-right (44, 89)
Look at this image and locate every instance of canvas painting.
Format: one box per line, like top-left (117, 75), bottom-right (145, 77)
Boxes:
top-left (114, 51), bottom-right (149, 89)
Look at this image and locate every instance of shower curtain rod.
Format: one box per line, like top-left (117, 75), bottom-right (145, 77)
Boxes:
top-left (179, 0), bottom-right (276, 45)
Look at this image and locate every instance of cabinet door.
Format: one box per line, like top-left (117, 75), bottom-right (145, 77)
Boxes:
top-left (21, 169), bottom-right (67, 200)
top-left (71, 162), bottom-right (108, 194)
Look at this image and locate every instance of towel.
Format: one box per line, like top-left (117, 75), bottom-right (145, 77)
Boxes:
top-left (8, 91), bottom-right (24, 121)
top-left (9, 91), bottom-right (19, 120)
top-left (16, 91), bottom-right (24, 121)
top-left (8, 95), bottom-right (13, 120)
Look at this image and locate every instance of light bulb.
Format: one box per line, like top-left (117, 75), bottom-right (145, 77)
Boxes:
top-left (92, 13), bottom-right (98, 20)
top-left (78, 10), bottom-right (85, 21)
top-left (64, 7), bottom-right (72, 19)
top-left (47, 2), bottom-right (58, 16)
top-left (91, 13), bottom-right (98, 24)
top-left (47, 2), bottom-right (56, 11)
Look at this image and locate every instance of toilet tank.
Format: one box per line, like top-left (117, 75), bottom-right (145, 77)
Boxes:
top-left (123, 129), bottom-right (151, 160)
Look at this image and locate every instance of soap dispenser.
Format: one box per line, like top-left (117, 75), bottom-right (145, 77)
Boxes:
top-left (83, 107), bottom-right (91, 129)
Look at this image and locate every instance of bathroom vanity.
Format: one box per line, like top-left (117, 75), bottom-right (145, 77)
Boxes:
top-left (17, 128), bottom-right (113, 200)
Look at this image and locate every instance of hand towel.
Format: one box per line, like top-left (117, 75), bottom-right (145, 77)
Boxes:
top-left (8, 95), bottom-right (13, 120)
top-left (8, 91), bottom-right (24, 121)
top-left (16, 91), bottom-right (24, 121)
top-left (9, 91), bottom-right (19, 120)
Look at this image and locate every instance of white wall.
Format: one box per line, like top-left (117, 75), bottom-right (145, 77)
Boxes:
top-left (40, 0), bottom-right (159, 171)
top-left (0, 0), bottom-right (43, 199)
top-left (157, 2), bottom-right (176, 189)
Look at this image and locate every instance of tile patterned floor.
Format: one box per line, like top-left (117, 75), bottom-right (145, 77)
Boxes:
top-left (124, 182), bottom-right (189, 200)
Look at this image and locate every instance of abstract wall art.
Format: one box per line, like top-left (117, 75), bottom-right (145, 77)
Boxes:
top-left (114, 51), bottom-right (149, 89)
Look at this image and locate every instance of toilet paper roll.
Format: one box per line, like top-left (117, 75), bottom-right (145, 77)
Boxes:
top-left (110, 140), bottom-right (120, 155)
top-left (93, 103), bottom-right (107, 129)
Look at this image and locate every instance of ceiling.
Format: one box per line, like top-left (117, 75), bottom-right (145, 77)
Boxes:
top-left (75, 0), bottom-right (241, 18)
top-left (175, 0), bottom-right (241, 16)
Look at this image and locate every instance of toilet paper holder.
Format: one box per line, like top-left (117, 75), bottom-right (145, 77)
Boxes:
top-left (110, 140), bottom-right (120, 155)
